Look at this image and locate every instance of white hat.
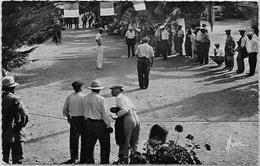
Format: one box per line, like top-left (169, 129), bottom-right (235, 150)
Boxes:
top-left (2, 76), bottom-right (19, 88)
top-left (88, 80), bottom-right (104, 90)
top-left (128, 26), bottom-right (133, 30)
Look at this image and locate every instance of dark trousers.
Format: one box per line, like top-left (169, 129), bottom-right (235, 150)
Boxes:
top-left (236, 52), bottom-right (245, 73)
top-left (2, 141), bottom-right (23, 164)
top-left (137, 58), bottom-right (150, 89)
top-left (248, 52), bottom-right (257, 75)
top-left (198, 43), bottom-right (209, 64)
top-left (127, 39), bottom-right (135, 57)
top-left (81, 119), bottom-right (110, 164)
top-left (176, 38), bottom-right (183, 56)
top-left (160, 40), bottom-right (169, 60)
top-left (69, 116), bottom-right (85, 160)
top-left (82, 22), bottom-right (87, 29)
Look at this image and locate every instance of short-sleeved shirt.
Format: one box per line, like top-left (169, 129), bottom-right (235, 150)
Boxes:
top-left (246, 38), bottom-right (258, 53)
top-left (135, 43), bottom-right (154, 58)
top-left (161, 30), bottom-right (169, 40)
top-left (125, 30), bottom-right (135, 39)
top-left (115, 93), bottom-right (136, 117)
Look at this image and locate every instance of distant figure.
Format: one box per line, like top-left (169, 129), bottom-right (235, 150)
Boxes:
top-left (135, 37), bottom-right (154, 89)
top-left (96, 28), bottom-right (104, 70)
top-left (62, 81), bottom-right (85, 164)
top-left (245, 32), bottom-right (258, 77)
top-left (82, 14), bottom-right (87, 29)
top-left (125, 26), bottom-right (136, 58)
top-left (224, 29), bottom-right (236, 71)
top-left (2, 76), bottom-right (29, 164)
top-left (176, 25), bottom-right (184, 56)
top-left (190, 28), bottom-right (198, 60)
top-left (236, 29), bottom-right (248, 74)
top-left (185, 29), bottom-right (192, 57)
top-left (211, 43), bottom-right (225, 66)
top-left (197, 27), bottom-right (210, 64)
top-left (159, 25), bottom-right (170, 60)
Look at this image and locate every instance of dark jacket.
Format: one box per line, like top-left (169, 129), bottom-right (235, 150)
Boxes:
top-left (2, 91), bottom-right (28, 142)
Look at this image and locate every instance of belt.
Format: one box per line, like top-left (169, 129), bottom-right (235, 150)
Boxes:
top-left (87, 118), bottom-right (103, 122)
top-left (138, 57), bottom-right (149, 59)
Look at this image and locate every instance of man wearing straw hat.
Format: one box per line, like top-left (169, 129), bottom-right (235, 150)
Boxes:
top-left (62, 81), bottom-right (85, 164)
top-left (109, 85), bottom-right (140, 164)
top-left (125, 25), bottom-right (136, 58)
top-left (2, 76), bottom-right (28, 164)
top-left (81, 80), bottom-right (113, 164)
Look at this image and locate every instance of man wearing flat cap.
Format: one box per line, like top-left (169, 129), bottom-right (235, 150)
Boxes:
top-left (110, 85), bottom-right (140, 164)
top-left (135, 36), bottom-right (154, 89)
top-left (236, 29), bottom-right (248, 74)
top-left (2, 76), bottom-right (28, 164)
top-left (81, 80), bottom-right (112, 164)
top-left (224, 29), bottom-right (236, 71)
top-left (62, 81), bottom-right (85, 163)
top-left (96, 27), bottom-right (105, 70)
top-left (125, 26), bottom-right (136, 58)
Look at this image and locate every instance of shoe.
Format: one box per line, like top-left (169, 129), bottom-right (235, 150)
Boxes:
top-left (246, 73), bottom-right (254, 77)
top-left (64, 159), bottom-right (77, 164)
top-left (236, 70), bottom-right (243, 74)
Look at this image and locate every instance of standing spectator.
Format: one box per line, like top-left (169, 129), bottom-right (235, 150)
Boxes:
top-left (176, 25), bottom-right (184, 56)
top-left (144, 24), bottom-right (155, 47)
top-left (245, 32), bottom-right (258, 77)
top-left (197, 27), bottom-right (210, 64)
top-left (190, 28), bottom-right (198, 60)
top-left (170, 23), bottom-right (177, 54)
top-left (2, 76), bottom-right (29, 164)
top-left (159, 25), bottom-right (170, 60)
top-left (82, 14), bottom-right (87, 29)
top-left (74, 18), bottom-right (79, 29)
top-left (81, 80), bottom-right (113, 164)
top-left (135, 37), bottom-right (154, 89)
top-left (125, 26), bottom-right (136, 58)
top-left (185, 29), bottom-right (192, 57)
top-left (62, 81), bottom-right (85, 164)
top-left (236, 29), bottom-right (248, 74)
top-left (224, 29), bottom-right (236, 71)
top-left (88, 13), bottom-right (93, 29)
top-left (154, 24), bottom-right (161, 57)
top-left (96, 28), bottom-right (104, 70)
top-left (110, 85), bottom-right (140, 164)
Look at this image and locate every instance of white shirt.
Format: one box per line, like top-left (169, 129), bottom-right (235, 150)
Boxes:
top-left (125, 30), bottom-right (135, 39)
top-left (214, 48), bottom-right (224, 57)
top-left (190, 33), bottom-right (197, 45)
top-left (196, 31), bottom-right (203, 41)
top-left (246, 38), bottom-right (258, 53)
top-left (135, 43), bottom-right (154, 58)
top-left (63, 92), bottom-right (85, 117)
top-left (82, 92), bottom-right (110, 127)
top-left (96, 33), bottom-right (102, 45)
top-left (240, 36), bottom-right (248, 48)
top-left (115, 93), bottom-right (136, 117)
top-left (161, 30), bottom-right (169, 40)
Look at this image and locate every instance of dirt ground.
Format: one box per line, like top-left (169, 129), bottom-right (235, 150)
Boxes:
top-left (9, 19), bottom-right (258, 165)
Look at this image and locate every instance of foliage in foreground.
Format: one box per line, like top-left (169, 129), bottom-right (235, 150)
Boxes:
top-left (2, 1), bottom-right (62, 71)
top-left (129, 125), bottom-right (211, 164)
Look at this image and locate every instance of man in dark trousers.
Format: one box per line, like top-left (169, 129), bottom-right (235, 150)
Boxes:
top-left (236, 29), bottom-right (248, 74)
top-left (2, 76), bottom-right (29, 164)
top-left (110, 85), bottom-right (140, 164)
top-left (176, 25), bottom-right (184, 56)
top-left (62, 81), bottom-right (85, 164)
top-left (81, 80), bottom-right (113, 164)
top-left (135, 37), bottom-right (154, 89)
top-left (245, 32), bottom-right (258, 77)
top-left (224, 29), bottom-right (236, 71)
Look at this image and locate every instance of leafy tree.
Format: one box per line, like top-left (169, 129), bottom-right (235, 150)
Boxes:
top-left (2, 1), bottom-right (62, 71)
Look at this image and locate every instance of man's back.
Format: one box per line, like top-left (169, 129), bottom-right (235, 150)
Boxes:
top-left (83, 93), bottom-right (104, 120)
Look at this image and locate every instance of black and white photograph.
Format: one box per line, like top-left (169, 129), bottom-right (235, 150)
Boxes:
top-left (1, 0), bottom-right (259, 165)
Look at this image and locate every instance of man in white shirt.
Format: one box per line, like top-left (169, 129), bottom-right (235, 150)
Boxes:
top-left (125, 26), bottom-right (136, 58)
top-left (236, 29), bottom-right (248, 74)
top-left (81, 80), bottom-right (113, 164)
top-left (135, 37), bottom-right (154, 89)
top-left (110, 85), bottom-right (140, 164)
top-left (62, 81), bottom-right (85, 164)
top-left (245, 32), bottom-right (258, 77)
top-left (176, 25), bottom-right (184, 56)
top-left (96, 28), bottom-right (104, 70)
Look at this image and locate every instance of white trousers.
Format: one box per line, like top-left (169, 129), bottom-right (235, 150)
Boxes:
top-left (97, 46), bottom-right (103, 69)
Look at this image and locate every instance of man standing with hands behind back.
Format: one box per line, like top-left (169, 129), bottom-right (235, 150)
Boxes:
top-left (135, 37), bottom-right (154, 89)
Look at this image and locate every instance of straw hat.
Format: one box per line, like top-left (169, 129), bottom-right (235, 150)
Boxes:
top-left (2, 76), bottom-right (19, 88)
top-left (88, 80), bottom-right (104, 90)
